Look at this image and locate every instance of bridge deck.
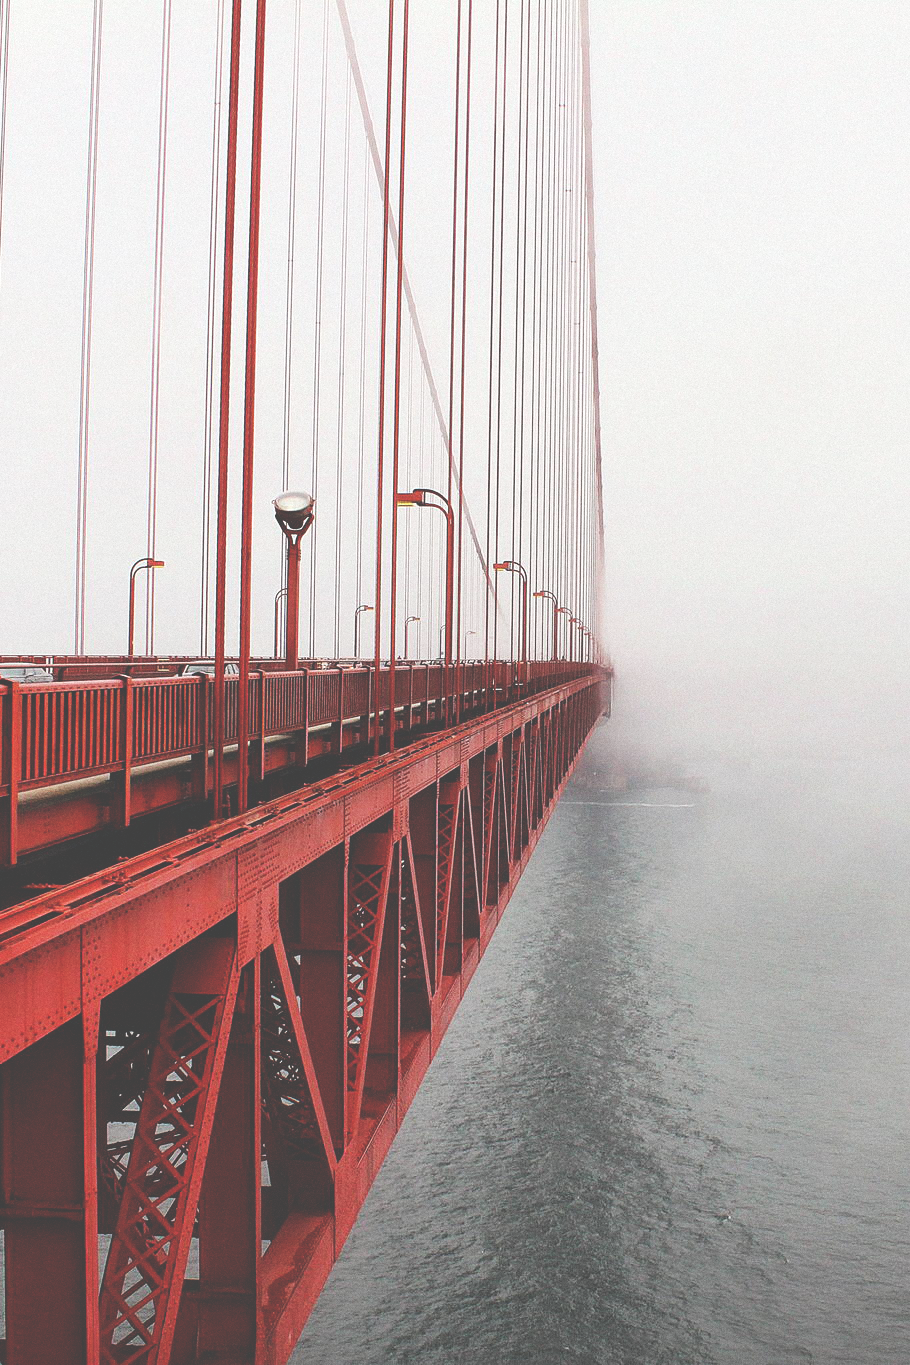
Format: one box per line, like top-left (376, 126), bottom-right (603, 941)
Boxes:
top-left (0, 661), bottom-right (589, 877)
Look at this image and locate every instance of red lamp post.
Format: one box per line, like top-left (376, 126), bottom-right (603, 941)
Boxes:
top-left (569, 616), bottom-right (587, 663)
top-left (273, 491), bottom-right (315, 671)
top-left (404, 614), bottom-right (420, 658)
top-left (354, 603), bottom-right (373, 658)
top-left (396, 489), bottom-right (454, 668)
top-left (532, 588), bottom-right (562, 660)
top-left (128, 558), bottom-right (165, 657)
top-left (554, 605), bottom-right (573, 660)
top-left (494, 560), bottom-right (529, 682)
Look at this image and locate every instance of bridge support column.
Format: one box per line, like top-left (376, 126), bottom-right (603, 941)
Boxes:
top-left (294, 848), bottom-right (347, 1157)
top-left (190, 960), bottom-right (261, 1362)
top-left (1, 1017), bottom-right (95, 1365)
top-left (408, 785), bottom-right (439, 992)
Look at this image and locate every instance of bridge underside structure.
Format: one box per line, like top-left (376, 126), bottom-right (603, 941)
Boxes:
top-left (0, 670), bottom-right (606, 1365)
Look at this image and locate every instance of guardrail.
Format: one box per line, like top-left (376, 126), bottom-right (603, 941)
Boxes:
top-left (0, 660), bottom-right (605, 865)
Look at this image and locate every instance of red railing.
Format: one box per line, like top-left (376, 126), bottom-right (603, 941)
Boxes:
top-left (0, 660), bottom-right (605, 863)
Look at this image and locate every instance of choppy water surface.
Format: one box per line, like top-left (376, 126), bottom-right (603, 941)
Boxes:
top-left (295, 726), bottom-right (910, 1364)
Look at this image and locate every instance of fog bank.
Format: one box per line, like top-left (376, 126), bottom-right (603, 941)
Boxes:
top-left (591, 2), bottom-right (910, 762)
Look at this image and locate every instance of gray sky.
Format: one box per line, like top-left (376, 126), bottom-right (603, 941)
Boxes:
top-left (2, 1), bottom-right (908, 757)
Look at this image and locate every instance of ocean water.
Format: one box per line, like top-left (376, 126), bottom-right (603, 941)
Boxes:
top-left (295, 725), bottom-right (910, 1364)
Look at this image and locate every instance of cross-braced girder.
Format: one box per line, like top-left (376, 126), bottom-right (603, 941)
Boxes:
top-left (98, 938), bottom-right (237, 1364)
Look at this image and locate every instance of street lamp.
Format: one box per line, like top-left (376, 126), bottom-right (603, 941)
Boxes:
top-left (569, 616), bottom-right (586, 663)
top-left (554, 605), bottom-right (572, 660)
top-left (128, 557), bottom-right (165, 657)
top-left (404, 614), bottom-right (420, 658)
top-left (273, 490), bottom-right (315, 671)
top-left (464, 629), bottom-right (477, 656)
top-left (532, 588), bottom-right (561, 660)
top-left (354, 603), bottom-right (374, 657)
top-left (396, 489), bottom-right (454, 667)
top-left (494, 560), bottom-right (528, 679)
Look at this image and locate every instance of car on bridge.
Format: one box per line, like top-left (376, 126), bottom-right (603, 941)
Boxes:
top-left (0, 662), bottom-right (53, 683)
top-left (179, 660), bottom-right (240, 677)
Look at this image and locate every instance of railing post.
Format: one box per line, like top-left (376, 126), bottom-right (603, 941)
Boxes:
top-left (360, 667), bottom-right (370, 745)
top-left (191, 673), bottom-right (210, 804)
top-left (116, 676), bottom-right (134, 828)
top-left (0, 679), bottom-right (21, 866)
top-left (252, 670), bottom-right (266, 786)
top-left (300, 668), bottom-right (310, 769)
top-left (336, 670), bottom-right (346, 756)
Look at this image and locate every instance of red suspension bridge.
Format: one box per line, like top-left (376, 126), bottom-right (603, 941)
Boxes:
top-left (0, 1), bottom-right (609, 1361)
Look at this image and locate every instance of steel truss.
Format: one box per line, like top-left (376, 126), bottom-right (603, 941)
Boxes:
top-left (0, 675), bottom-right (605, 1364)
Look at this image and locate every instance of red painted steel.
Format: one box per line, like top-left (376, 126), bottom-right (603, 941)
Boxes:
top-left (0, 660), bottom-right (603, 867)
top-left (0, 672), bottom-right (605, 1364)
top-left (236, 0), bottom-right (269, 818)
top-left (212, 0), bottom-right (244, 826)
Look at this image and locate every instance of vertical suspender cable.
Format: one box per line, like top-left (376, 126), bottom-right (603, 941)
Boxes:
top-left (372, 0), bottom-right (397, 754)
top-left (517, 1), bottom-right (540, 647)
top-left (308, 0), bottom-right (331, 656)
top-left (212, 0), bottom-right (243, 820)
top-left (527, 0), bottom-right (546, 658)
top-left (546, 0), bottom-right (560, 625)
top-left (74, 0), bottom-right (104, 655)
top-left (444, 0), bottom-right (463, 717)
top-left (236, 0), bottom-right (268, 815)
top-left (555, 0), bottom-right (570, 623)
top-left (564, 0), bottom-right (578, 629)
top-left (492, 0), bottom-right (510, 674)
top-left (334, 72), bottom-right (353, 657)
top-left (540, 0), bottom-right (558, 655)
top-left (403, 328), bottom-right (414, 639)
top-left (559, 0), bottom-right (573, 622)
top-left (415, 356), bottom-right (425, 641)
top-left (145, 0), bottom-right (173, 656)
top-left (280, 0), bottom-right (304, 625)
top-left (578, 0), bottom-right (606, 650)
top-left (510, 0), bottom-right (530, 662)
top-left (355, 138), bottom-right (369, 620)
top-left (454, 0), bottom-right (474, 716)
top-left (446, 0), bottom-right (463, 531)
top-left (571, 13), bottom-right (586, 638)
top-left (200, 0), bottom-right (227, 656)
top-left (483, 0), bottom-right (503, 666)
top-left (386, 0), bottom-right (410, 750)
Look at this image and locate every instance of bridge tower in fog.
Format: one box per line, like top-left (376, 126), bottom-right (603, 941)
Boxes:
top-left (0, 1), bottom-right (609, 1360)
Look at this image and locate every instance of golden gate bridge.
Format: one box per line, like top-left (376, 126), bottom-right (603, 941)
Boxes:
top-left (0, 0), bottom-right (608, 1359)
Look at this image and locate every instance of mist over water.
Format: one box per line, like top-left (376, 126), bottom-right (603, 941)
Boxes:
top-left (295, 720), bottom-right (910, 1363)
